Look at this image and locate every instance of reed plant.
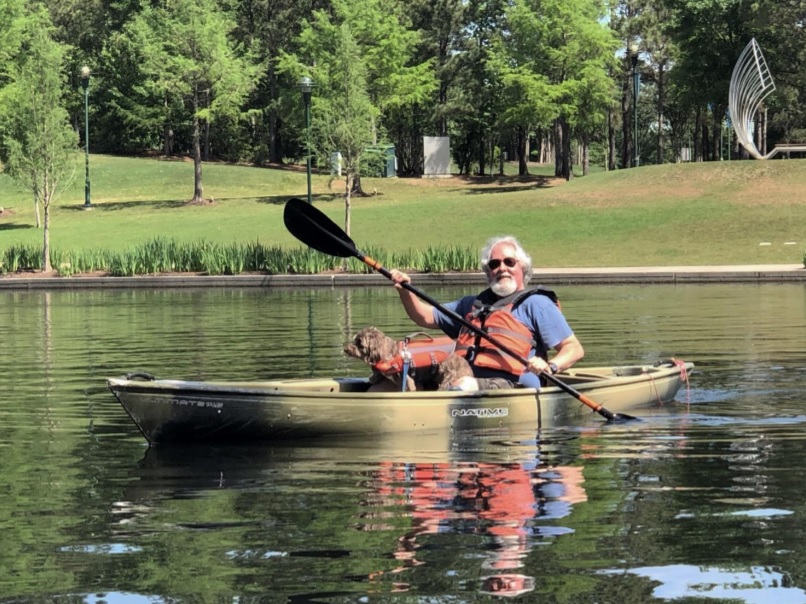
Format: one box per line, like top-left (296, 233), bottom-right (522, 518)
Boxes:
top-left (0, 238), bottom-right (481, 277)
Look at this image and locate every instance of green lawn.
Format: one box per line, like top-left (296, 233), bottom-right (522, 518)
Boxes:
top-left (1, 153), bottom-right (804, 267)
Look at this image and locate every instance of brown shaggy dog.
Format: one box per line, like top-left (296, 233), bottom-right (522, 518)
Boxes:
top-left (343, 326), bottom-right (473, 391)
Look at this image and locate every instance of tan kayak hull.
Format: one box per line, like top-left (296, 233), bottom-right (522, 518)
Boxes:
top-left (107, 360), bottom-right (693, 444)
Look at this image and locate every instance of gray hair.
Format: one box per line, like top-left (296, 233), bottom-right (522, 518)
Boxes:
top-left (480, 235), bottom-right (533, 286)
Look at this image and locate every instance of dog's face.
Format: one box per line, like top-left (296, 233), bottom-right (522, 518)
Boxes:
top-left (343, 327), bottom-right (398, 364)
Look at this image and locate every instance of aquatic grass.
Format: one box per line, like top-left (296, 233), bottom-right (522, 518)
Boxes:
top-left (0, 238), bottom-right (481, 276)
top-left (2, 244), bottom-right (41, 273)
top-left (419, 245), bottom-right (479, 273)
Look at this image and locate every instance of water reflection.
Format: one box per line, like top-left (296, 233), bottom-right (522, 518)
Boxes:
top-left (114, 430), bottom-right (590, 600)
top-left (614, 564), bottom-right (804, 603)
top-left (361, 456), bottom-right (586, 596)
top-left (2, 284), bottom-right (806, 601)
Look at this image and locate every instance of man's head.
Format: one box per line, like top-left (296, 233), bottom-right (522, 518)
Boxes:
top-left (480, 236), bottom-right (532, 297)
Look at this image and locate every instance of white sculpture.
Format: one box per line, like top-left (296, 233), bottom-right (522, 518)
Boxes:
top-left (729, 38), bottom-right (806, 159)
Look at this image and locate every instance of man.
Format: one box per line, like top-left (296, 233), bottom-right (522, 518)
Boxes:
top-left (390, 235), bottom-right (584, 390)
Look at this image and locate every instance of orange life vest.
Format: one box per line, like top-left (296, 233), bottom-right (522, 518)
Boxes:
top-left (373, 333), bottom-right (457, 377)
top-left (456, 287), bottom-right (560, 375)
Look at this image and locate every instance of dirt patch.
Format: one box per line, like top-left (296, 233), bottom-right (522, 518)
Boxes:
top-left (0, 207), bottom-right (15, 218)
top-left (0, 269), bottom-right (60, 279)
top-left (0, 269), bottom-right (215, 279)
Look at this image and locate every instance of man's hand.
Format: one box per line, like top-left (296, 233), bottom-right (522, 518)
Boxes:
top-left (389, 269), bottom-right (411, 290)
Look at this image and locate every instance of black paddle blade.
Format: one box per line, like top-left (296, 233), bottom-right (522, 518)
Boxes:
top-left (283, 197), bottom-right (357, 258)
top-left (610, 413), bottom-right (640, 423)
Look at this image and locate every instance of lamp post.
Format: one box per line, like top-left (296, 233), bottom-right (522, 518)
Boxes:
top-left (80, 65), bottom-right (92, 208)
top-left (629, 45), bottom-right (640, 168)
top-left (298, 76), bottom-right (314, 204)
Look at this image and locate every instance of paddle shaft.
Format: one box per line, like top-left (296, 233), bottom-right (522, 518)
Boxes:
top-left (358, 252), bottom-right (618, 421)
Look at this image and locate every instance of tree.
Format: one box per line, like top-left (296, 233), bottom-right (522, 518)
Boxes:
top-left (120, 0), bottom-right (258, 203)
top-left (279, 0), bottom-right (433, 231)
top-left (0, 9), bottom-right (78, 272)
top-left (661, 0), bottom-right (755, 161)
top-left (296, 23), bottom-right (377, 236)
top-left (634, 0), bottom-right (678, 164)
top-left (499, 0), bottom-right (616, 179)
top-left (381, 0), bottom-right (466, 175)
top-left (490, 0), bottom-right (558, 175)
top-left (326, 26), bottom-right (379, 236)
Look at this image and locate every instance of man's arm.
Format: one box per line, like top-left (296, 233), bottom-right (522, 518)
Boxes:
top-left (389, 269), bottom-right (439, 329)
top-left (549, 334), bottom-right (584, 372)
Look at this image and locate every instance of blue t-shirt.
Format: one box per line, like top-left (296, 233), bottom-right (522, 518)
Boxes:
top-left (432, 290), bottom-right (573, 389)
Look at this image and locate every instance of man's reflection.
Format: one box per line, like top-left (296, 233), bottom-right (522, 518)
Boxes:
top-left (364, 459), bottom-right (587, 596)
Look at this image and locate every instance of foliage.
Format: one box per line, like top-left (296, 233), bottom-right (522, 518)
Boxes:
top-left (110, 0), bottom-right (259, 201)
top-left (0, 7), bottom-right (78, 272)
top-left (278, 0), bottom-right (433, 235)
top-left (0, 237), bottom-right (480, 277)
top-left (3, 0), bottom-right (804, 178)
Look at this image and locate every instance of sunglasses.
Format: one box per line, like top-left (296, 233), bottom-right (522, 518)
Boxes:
top-left (487, 257), bottom-right (518, 270)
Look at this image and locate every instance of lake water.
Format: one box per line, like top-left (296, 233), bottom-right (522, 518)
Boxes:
top-left (1, 283), bottom-right (805, 603)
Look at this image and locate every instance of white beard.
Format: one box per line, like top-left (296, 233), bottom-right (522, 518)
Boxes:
top-left (490, 277), bottom-right (518, 297)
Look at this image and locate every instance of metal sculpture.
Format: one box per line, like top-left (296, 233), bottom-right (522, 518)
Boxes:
top-left (729, 38), bottom-right (806, 159)
top-left (729, 38), bottom-right (775, 159)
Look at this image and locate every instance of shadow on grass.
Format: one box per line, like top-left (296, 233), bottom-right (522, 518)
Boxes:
top-left (63, 199), bottom-right (189, 211)
top-left (253, 194), bottom-right (344, 205)
top-left (61, 195), bottom-right (339, 210)
top-left (0, 222), bottom-right (33, 231)
top-left (459, 175), bottom-right (557, 195)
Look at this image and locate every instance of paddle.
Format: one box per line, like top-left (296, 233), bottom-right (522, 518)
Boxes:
top-left (283, 197), bottom-right (637, 423)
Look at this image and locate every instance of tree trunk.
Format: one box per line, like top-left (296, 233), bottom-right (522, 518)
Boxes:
top-left (761, 106), bottom-right (768, 156)
top-left (657, 65), bottom-right (665, 165)
top-left (693, 107), bottom-right (702, 162)
top-left (164, 125), bottom-right (173, 156)
top-left (561, 118), bottom-right (572, 181)
top-left (268, 64), bottom-right (282, 164)
top-left (33, 185), bottom-right (41, 229)
top-left (192, 102), bottom-right (204, 203)
top-left (203, 119), bottom-right (211, 162)
top-left (701, 120), bottom-right (709, 162)
top-left (553, 119), bottom-right (563, 177)
top-left (42, 191), bottom-right (51, 272)
top-left (163, 95), bottom-right (172, 156)
top-left (477, 126), bottom-right (486, 176)
top-left (582, 133), bottom-right (590, 176)
top-left (344, 172), bottom-right (353, 237)
top-left (607, 108), bottom-right (616, 171)
top-left (518, 126), bottom-right (528, 175)
top-left (524, 135), bottom-right (530, 165)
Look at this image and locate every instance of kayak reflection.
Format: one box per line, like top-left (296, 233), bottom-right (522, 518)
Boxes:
top-left (119, 431), bottom-right (590, 599)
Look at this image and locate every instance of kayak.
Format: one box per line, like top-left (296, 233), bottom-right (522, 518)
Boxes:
top-left (107, 359), bottom-right (693, 444)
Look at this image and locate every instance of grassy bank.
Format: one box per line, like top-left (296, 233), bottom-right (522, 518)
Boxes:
top-left (0, 154), bottom-right (804, 271)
